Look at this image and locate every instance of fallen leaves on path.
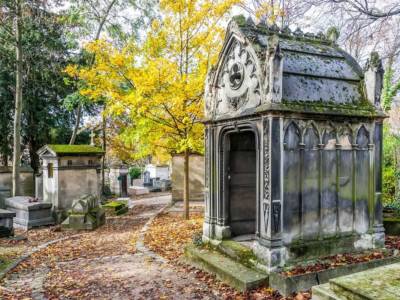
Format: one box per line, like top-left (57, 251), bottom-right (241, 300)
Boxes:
top-left (144, 211), bottom-right (203, 260)
top-left (144, 211), bottom-right (311, 300)
top-left (1, 204), bottom-right (164, 299)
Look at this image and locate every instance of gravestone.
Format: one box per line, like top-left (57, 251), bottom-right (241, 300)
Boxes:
top-left (202, 16), bottom-right (385, 272)
top-left (143, 171), bottom-right (151, 187)
top-left (62, 194), bottom-right (105, 230)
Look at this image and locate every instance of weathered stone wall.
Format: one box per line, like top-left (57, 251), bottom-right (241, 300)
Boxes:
top-left (171, 154), bottom-right (204, 202)
top-left (282, 118), bottom-right (374, 247)
top-left (57, 168), bottom-right (101, 210)
top-left (0, 167), bottom-right (34, 197)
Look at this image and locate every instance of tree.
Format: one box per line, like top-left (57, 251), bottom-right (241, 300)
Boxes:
top-left (0, 0), bottom-right (24, 196)
top-left (0, 1), bottom-right (81, 175)
top-left (67, 0), bottom-right (240, 219)
top-left (65, 0), bottom-right (157, 145)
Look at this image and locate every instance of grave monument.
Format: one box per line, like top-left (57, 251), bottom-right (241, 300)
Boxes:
top-left (37, 144), bottom-right (104, 221)
top-left (202, 16), bottom-right (385, 272)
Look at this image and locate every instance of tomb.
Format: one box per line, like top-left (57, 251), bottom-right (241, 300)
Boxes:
top-left (5, 196), bottom-right (54, 229)
top-left (202, 16), bottom-right (386, 271)
top-left (37, 144), bottom-right (104, 221)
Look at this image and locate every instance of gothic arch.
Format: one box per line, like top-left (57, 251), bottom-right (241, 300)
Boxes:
top-left (284, 121), bottom-right (301, 150)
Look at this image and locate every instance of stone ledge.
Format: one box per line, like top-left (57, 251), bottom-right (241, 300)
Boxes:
top-left (184, 244), bottom-right (268, 291)
top-left (0, 209), bottom-right (16, 218)
top-left (270, 255), bottom-right (400, 297)
top-left (5, 197), bottom-right (52, 211)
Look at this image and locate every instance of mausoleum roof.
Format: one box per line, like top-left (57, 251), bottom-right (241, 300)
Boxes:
top-left (37, 144), bottom-right (104, 157)
top-left (204, 16), bottom-right (384, 121)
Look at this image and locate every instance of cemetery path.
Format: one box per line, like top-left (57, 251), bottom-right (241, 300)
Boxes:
top-left (0, 196), bottom-right (217, 299)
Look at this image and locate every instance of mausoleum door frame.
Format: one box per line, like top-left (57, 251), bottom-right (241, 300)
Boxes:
top-left (218, 122), bottom-right (260, 238)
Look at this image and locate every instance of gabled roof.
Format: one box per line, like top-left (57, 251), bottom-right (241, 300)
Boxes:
top-left (37, 144), bottom-right (104, 157)
top-left (205, 16), bottom-right (383, 121)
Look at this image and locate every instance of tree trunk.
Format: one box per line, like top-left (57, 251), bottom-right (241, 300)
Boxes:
top-left (101, 112), bottom-right (106, 194)
top-left (12, 0), bottom-right (23, 197)
top-left (69, 104), bottom-right (81, 145)
top-left (183, 149), bottom-right (190, 220)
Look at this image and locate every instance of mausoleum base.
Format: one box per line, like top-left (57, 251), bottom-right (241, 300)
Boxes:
top-left (189, 237), bottom-right (399, 296)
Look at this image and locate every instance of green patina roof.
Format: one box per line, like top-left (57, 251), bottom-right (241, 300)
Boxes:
top-left (47, 144), bottom-right (104, 155)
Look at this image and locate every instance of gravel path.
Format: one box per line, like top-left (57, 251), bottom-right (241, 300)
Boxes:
top-left (0, 196), bottom-right (215, 300)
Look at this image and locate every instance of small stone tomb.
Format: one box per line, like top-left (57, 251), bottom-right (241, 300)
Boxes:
top-left (0, 209), bottom-right (16, 237)
top-left (62, 195), bottom-right (105, 230)
top-left (202, 16), bottom-right (386, 272)
top-left (5, 196), bottom-right (54, 229)
top-left (37, 144), bottom-right (104, 221)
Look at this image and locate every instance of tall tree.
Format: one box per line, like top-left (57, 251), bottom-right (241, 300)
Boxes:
top-left (0, 1), bottom-right (80, 175)
top-left (0, 0), bottom-right (24, 195)
top-left (66, 0), bottom-right (240, 219)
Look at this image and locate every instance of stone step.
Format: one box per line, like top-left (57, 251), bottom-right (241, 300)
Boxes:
top-left (217, 240), bottom-right (258, 268)
top-left (184, 244), bottom-right (268, 291)
top-left (312, 283), bottom-right (342, 300)
top-left (312, 262), bottom-right (400, 300)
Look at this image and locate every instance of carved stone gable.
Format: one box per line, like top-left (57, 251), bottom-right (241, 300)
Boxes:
top-left (215, 38), bottom-right (262, 116)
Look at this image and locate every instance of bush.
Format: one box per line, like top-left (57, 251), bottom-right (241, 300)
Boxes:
top-left (129, 167), bottom-right (142, 179)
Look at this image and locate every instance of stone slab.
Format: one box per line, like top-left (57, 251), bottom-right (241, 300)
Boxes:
top-left (312, 283), bottom-right (342, 300)
top-left (184, 244), bottom-right (268, 291)
top-left (128, 186), bottom-right (150, 196)
top-left (270, 255), bottom-right (400, 297)
top-left (5, 197), bottom-right (52, 211)
top-left (0, 209), bottom-right (16, 218)
top-left (5, 196), bottom-right (54, 229)
top-left (312, 262), bottom-right (400, 300)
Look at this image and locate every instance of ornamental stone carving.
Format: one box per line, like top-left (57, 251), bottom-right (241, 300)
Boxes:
top-left (215, 39), bottom-right (261, 115)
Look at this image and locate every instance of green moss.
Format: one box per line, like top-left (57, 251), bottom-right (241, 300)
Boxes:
top-left (47, 144), bottom-right (104, 155)
top-left (102, 201), bottom-right (124, 208)
top-left (274, 99), bottom-right (380, 117)
top-left (232, 15), bottom-right (246, 26)
top-left (383, 217), bottom-right (400, 222)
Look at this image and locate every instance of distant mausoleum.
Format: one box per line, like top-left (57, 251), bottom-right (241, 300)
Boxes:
top-left (37, 145), bottom-right (104, 219)
top-left (203, 16), bottom-right (385, 271)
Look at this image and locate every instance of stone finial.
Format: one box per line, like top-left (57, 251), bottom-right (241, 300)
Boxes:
top-left (364, 51), bottom-right (384, 107)
top-left (326, 27), bottom-right (339, 43)
top-left (267, 42), bottom-right (283, 103)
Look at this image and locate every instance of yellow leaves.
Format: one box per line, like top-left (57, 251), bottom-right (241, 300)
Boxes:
top-left (65, 0), bottom-right (239, 161)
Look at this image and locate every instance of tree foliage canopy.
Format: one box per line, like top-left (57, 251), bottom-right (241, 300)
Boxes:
top-left (67, 0), bottom-right (240, 162)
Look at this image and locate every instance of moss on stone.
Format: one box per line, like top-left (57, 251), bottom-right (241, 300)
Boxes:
top-left (48, 144), bottom-right (104, 155)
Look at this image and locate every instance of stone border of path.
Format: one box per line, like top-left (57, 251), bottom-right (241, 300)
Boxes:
top-left (0, 233), bottom-right (82, 280)
top-left (135, 203), bottom-right (172, 263)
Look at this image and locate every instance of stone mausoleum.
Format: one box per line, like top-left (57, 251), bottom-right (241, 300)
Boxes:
top-left (37, 145), bottom-right (104, 220)
top-left (203, 16), bottom-right (385, 271)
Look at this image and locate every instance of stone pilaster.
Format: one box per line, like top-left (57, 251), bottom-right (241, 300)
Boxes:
top-left (364, 52), bottom-right (384, 108)
top-left (256, 116), bottom-right (285, 270)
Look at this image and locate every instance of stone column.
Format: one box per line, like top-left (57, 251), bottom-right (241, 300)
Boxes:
top-left (35, 173), bottom-right (43, 200)
top-left (255, 116), bottom-right (285, 271)
top-left (203, 125), bottom-right (214, 241)
top-left (373, 121), bottom-right (385, 247)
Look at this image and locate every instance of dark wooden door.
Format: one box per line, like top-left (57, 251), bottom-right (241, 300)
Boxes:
top-left (228, 131), bottom-right (257, 236)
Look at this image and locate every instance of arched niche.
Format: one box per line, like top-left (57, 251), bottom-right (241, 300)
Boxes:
top-left (284, 122), bottom-right (301, 151)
